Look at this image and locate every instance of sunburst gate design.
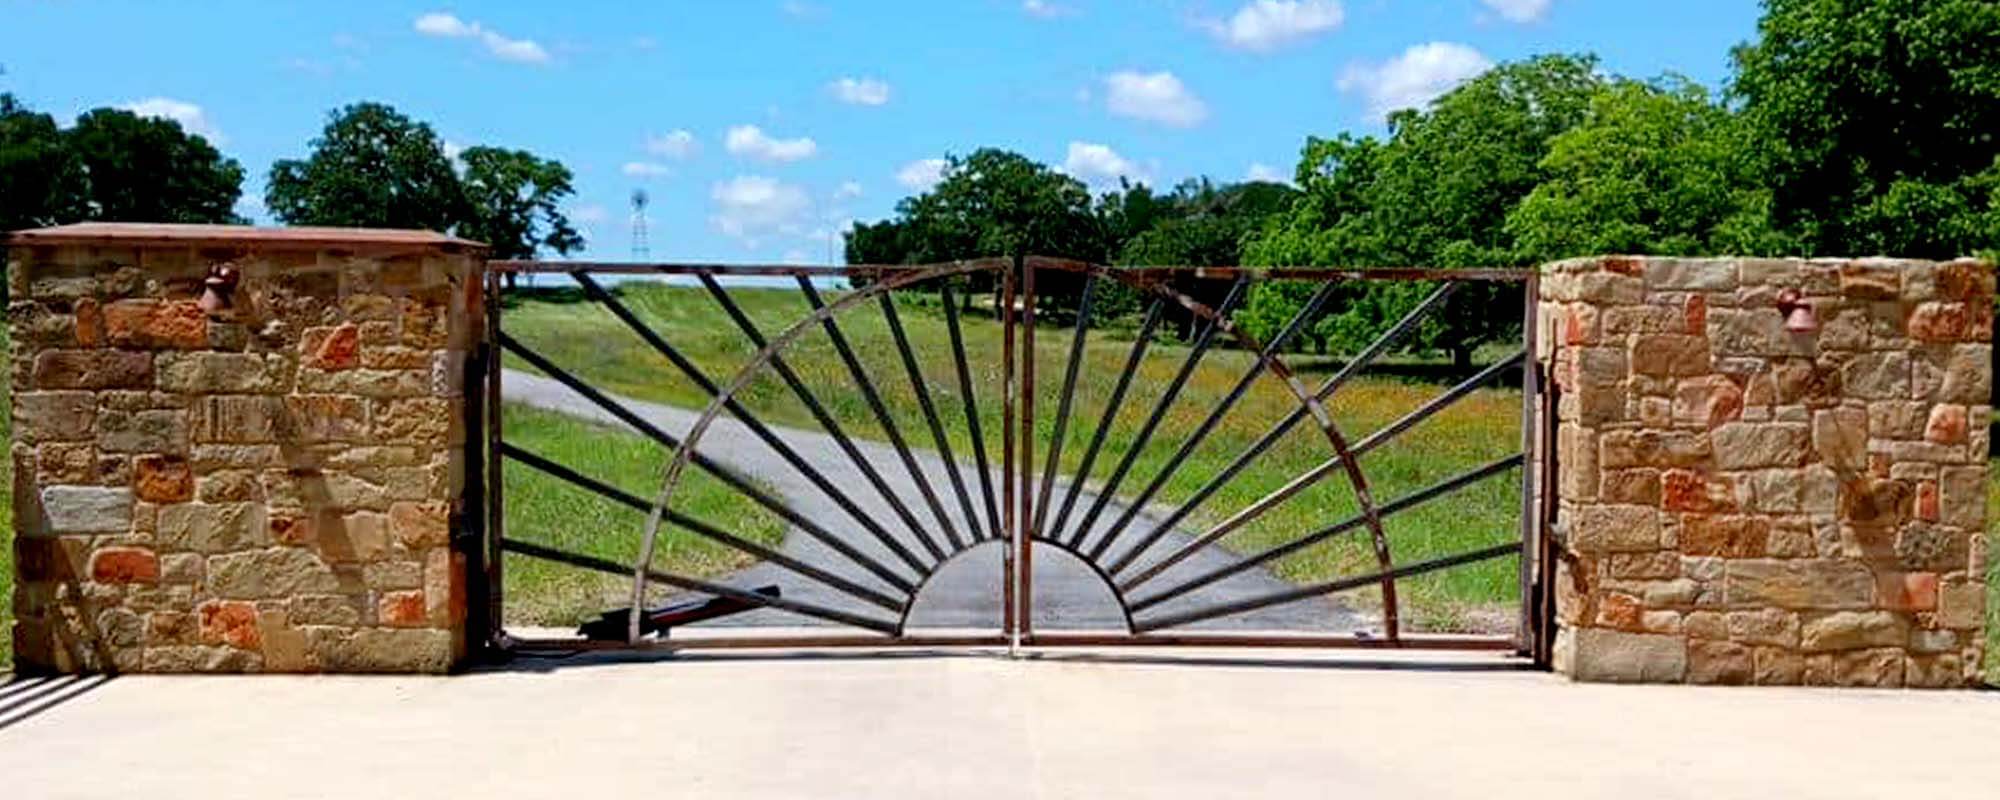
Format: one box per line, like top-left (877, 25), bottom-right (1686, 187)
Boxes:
top-left (486, 256), bottom-right (1547, 654)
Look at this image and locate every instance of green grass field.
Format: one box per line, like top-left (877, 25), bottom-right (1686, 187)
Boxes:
top-left (501, 280), bottom-right (1527, 632)
top-left (498, 402), bottom-right (784, 626)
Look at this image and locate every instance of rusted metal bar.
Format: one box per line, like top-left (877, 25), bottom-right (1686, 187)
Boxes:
top-left (941, 284), bottom-right (1003, 542)
top-left (1348, 351), bottom-right (1526, 456)
top-left (1127, 454), bottom-right (1525, 610)
top-left (501, 442), bottom-right (907, 610)
top-left (799, 279), bottom-right (966, 553)
top-left (1086, 281), bottom-right (1334, 564)
top-left (1000, 265), bottom-right (1018, 638)
top-left (502, 538), bottom-right (901, 634)
top-left (497, 332), bottom-right (926, 587)
top-left (487, 258), bottom-right (1534, 283)
top-left (1018, 256), bottom-right (1037, 637)
top-left (1074, 277), bottom-right (1250, 558)
top-left (1106, 281), bottom-right (1463, 578)
top-left (1032, 273), bottom-right (1098, 537)
top-left (506, 633), bottom-right (1014, 652)
top-left (878, 292), bottom-right (986, 543)
top-left (1022, 631), bottom-right (1520, 651)
top-left (697, 274), bottom-right (945, 565)
top-left (571, 272), bottom-right (931, 585)
top-left (484, 267), bottom-right (506, 646)
top-left (1131, 541), bottom-right (1522, 633)
top-left (1515, 273), bottom-right (1540, 655)
top-left (1052, 299), bottom-right (1167, 546)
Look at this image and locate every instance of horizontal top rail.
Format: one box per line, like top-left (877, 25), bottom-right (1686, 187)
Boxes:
top-left (486, 255), bottom-right (1535, 282)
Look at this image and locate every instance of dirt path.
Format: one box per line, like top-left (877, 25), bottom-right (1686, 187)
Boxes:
top-left (502, 369), bottom-right (1361, 632)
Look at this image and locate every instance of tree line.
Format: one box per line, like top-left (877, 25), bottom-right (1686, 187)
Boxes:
top-left (1, 98), bottom-right (582, 273)
top-left (849, 0), bottom-right (2000, 369)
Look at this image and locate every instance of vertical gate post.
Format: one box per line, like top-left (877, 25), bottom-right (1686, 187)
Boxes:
top-left (6, 223), bottom-right (487, 673)
top-left (1539, 255), bottom-right (1990, 687)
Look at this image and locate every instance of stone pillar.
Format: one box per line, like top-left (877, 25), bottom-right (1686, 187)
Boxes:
top-left (6, 223), bottom-right (486, 673)
top-left (1540, 256), bottom-right (1990, 687)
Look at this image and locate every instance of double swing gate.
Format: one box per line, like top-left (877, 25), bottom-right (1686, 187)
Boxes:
top-left (480, 256), bottom-right (1552, 657)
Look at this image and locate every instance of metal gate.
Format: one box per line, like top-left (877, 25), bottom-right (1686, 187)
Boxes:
top-left (479, 256), bottom-right (1548, 657)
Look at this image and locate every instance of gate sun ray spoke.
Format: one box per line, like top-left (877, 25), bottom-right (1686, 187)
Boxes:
top-left (698, 274), bottom-right (948, 565)
top-left (1051, 298), bottom-right (1167, 547)
top-left (1107, 281), bottom-right (1460, 578)
top-left (1085, 280), bottom-right (1336, 566)
top-left (571, 271), bottom-right (928, 585)
top-left (497, 331), bottom-right (922, 593)
top-left (878, 290), bottom-right (987, 545)
top-left (1032, 273), bottom-right (1098, 538)
top-left (1073, 277), bottom-right (1250, 559)
top-left (799, 279), bottom-right (967, 553)
top-left (941, 284), bottom-right (1004, 542)
top-left (501, 443), bottom-right (906, 612)
top-left (1130, 542), bottom-right (1521, 634)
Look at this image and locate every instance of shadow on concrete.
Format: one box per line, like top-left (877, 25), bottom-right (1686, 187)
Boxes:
top-left (0, 675), bottom-right (113, 732)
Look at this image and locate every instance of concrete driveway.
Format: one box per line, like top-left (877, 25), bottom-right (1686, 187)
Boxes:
top-left (502, 370), bottom-right (1361, 632)
top-left (3, 648), bottom-right (1996, 799)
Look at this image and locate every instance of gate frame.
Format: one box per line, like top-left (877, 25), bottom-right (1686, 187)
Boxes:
top-left (477, 256), bottom-right (1552, 661)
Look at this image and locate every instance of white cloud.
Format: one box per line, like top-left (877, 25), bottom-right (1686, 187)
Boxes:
top-left (895, 158), bottom-right (948, 192)
top-left (725, 124), bottom-right (818, 162)
top-left (645, 129), bottom-right (698, 159)
top-left (1481, 0), bottom-right (1552, 23)
top-left (1062, 141), bottom-right (1149, 187)
top-left (412, 12), bottom-right (549, 64)
top-left (1246, 162), bottom-right (1290, 184)
top-left (1337, 42), bottom-right (1492, 120)
top-left (780, 1), bottom-right (825, 19)
top-left (1022, 0), bottom-right (1074, 18)
top-left (1205, 1), bottom-right (1345, 52)
top-left (119, 98), bottom-right (223, 143)
top-left (782, 248), bottom-right (812, 264)
top-left (1104, 70), bottom-right (1207, 128)
top-left (442, 140), bottom-right (466, 163)
top-left (570, 204), bottom-right (610, 225)
top-left (829, 77), bottom-right (891, 106)
top-left (834, 181), bottom-right (864, 201)
top-left (622, 161), bottom-right (672, 179)
top-left (711, 175), bottom-right (813, 246)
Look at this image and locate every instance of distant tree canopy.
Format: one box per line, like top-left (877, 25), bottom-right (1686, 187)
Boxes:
top-left (0, 93), bottom-right (242, 232)
top-left (265, 102), bottom-right (583, 281)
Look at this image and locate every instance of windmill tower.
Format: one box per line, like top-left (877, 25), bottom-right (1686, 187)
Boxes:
top-left (630, 188), bottom-right (651, 261)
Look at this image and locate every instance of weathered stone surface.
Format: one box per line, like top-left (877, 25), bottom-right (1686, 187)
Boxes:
top-left (1841, 351), bottom-right (1911, 400)
top-left (133, 454), bottom-right (193, 502)
top-left (158, 503), bottom-right (266, 553)
top-left (206, 548), bottom-right (341, 599)
top-left (1810, 406), bottom-right (1867, 469)
top-left (103, 299), bottom-right (207, 348)
top-left (1712, 422), bottom-right (1809, 469)
top-left (33, 349), bottom-right (153, 389)
top-left (1724, 559), bottom-right (1875, 610)
top-left (15, 391), bottom-right (96, 442)
top-left (39, 485), bottom-right (133, 533)
top-left (1800, 611), bottom-right (1908, 651)
top-left (305, 627), bottom-right (453, 673)
top-left (90, 546), bottom-right (159, 583)
top-left (1686, 640), bottom-right (1752, 684)
top-left (1571, 505), bottom-right (1661, 553)
top-left (1567, 629), bottom-right (1687, 683)
top-left (156, 352), bottom-right (291, 393)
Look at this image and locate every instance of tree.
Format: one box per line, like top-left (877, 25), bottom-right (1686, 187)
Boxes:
top-left (457, 146), bottom-right (583, 260)
top-left (266, 102), bottom-right (467, 231)
top-left (1732, 0), bottom-right (2000, 257)
top-left (0, 93), bottom-right (85, 232)
top-left (65, 107), bottom-right (243, 224)
top-left (1506, 77), bottom-right (1792, 261)
top-left (1243, 55), bottom-right (1604, 370)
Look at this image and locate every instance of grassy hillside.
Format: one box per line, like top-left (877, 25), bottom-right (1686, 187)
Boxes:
top-left (501, 280), bottom-right (1528, 631)
top-left (499, 402), bottom-right (784, 626)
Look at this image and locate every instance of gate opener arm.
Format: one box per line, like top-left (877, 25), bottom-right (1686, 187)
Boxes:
top-left (577, 585), bottom-right (782, 641)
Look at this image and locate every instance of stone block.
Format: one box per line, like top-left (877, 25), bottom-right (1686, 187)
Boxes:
top-left (301, 323), bottom-right (361, 371)
top-left (40, 485), bottom-right (133, 533)
top-left (1810, 406), bottom-right (1867, 469)
top-left (1725, 559), bottom-right (1875, 610)
top-left (1712, 422), bottom-right (1809, 469)
top-left (197, 600), bottom-right (263, 649)
top-left (1645, 259), bottom-right (1737, 291)
top-left (103, 299), bottom-right (207, 348)
top-left (305, 627), bottom-right (453, 673)
top-left (156, 352), bottom-right (291, 393)
top-left (1571, 505), bottom-right (1661, 553)
top-left (158, 503), bottom-right (266, 553)
top-left (90, 546), bottom-right (160, 584)
top-left (1686, 640), bottom-right (1753, 684)
top-left (1631, 335), bottom-right (1710, 376)
top-left (15, 391), bottom-right (96, 442)
top-left (33, 349), bottom-right (153, 389)
top-left (1565, 628), bottom-right (1687, 683)
top-left (206, 548), bottom-right (341, 599)
top-left (1800, 611), bottom-right (1908, 651)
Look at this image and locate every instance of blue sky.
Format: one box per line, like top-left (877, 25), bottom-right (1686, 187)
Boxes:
top-left (1, 1), bottom-right (1763, 263)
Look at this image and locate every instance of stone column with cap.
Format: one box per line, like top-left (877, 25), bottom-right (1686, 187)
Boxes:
top-left (1540, 256), bottom-right (1990, 687)
top-left (6, 223), bottom-right (486, 674)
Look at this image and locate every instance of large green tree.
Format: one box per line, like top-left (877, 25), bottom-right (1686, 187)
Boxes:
top-left (456, 146), bottom-right (583, 260)
top-left (266, 102), bottom-right (468, 232)
top-left (1506, 77), bottom-right (1791, 261)
top-left (1245, 54), bottom-right (1604, 369)
top-left (0, 93), bottom-right (84, 231)
top-left (1732, 0), bottom-right (2000, 257)
top-left (66, 107), bottom-right (243, 224)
